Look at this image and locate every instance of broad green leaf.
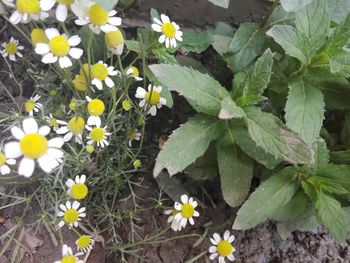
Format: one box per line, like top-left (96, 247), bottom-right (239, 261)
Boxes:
top-left (330, 150), bottom-right (350, 164)
top-left (329, 52), bottom-right (350, 77)
top-left (120, 0), bottom-right (134, 7)
top-left (212, 22), bottom-right (234, 55)
top-left (327, 13), bottom-right (350, 56)
top-left (233, 49), bottom-right (274, 106)
top-left (232, 167), bottom-right (298, 230)
top-left (176, 56), bottom-right (210, 74)
top-left (295, 0), bottom-right (330, 54)
top-left (180, 31), bottom-right (214, 53)
top-left (217, 134), bottom-right (254, 207)
top-left (316, 164), bottom-right (350, 190)
top-left (218, 97), bottom-right (246, 119)
top-left (155, 171), bottom-right (188, 202)
top-left (284, 206), bottom-right (319, 232)
top-left (328, 0), bottom-right (350, 23)
top-left (266, 5), bottom-right (295, 27)
top-left (153, 115), bottom-right (224, 177)
top-left (280, 0), bottom-right (313, 12)
top-left (315, 191), bottom-right (347, 243)
top-left (285, 78), bottom-right (325, 146)
top-left (150, 8), bottom-right (160, 22)
top-left (95, 0), bottom-right (118, 10)
top-left (312, 139), bottom-right (330, 172)
top-left (244, 107), bottom-right (314, 165)
top-left (225, 23), bottom-right (266, 73)
top-left (321, 79), bottom-right (350, 109)
top-left (208, 0), bottom-right (230, 8)
top-left (231, 125), bottom-right (281, 169)
top-left (271, 190), bottom-right (308, 221)
top-left (149, 64), bottom-right (230, 116)
top-left (266, 25), bottom-right (311, 65)
top-left (153, 48), bottom-right (177, 64)
top-left (79, 26), bottom-right (107, 62)
top-left (125, 40), bottom-right (142, 54)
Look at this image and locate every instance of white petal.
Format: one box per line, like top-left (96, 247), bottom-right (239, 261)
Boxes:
top-left (72, 200), bottom-right (80, 209)
top-left (40, 0), bottom-right (56, 11)
top-left (228, 235), bottom-right (235, 243)
top-left (210, 238), bottom-right (218, 245)
top-left (227, 254), bottom-right (235, 261)
top-left (45, 28), bottom-right (60, 40)
top-left (213, 233), bottom-right (221, 243)
top-left (152, 24), bottom-right (162, 32)
top-left (0, 165), bottom-right (10, 175)
top-left (11, 126), bottom-right (25, 140)
top-left (56, 4), bottom-right (67, 22)
top-left (153, 17), bottom-right (162, 25)
top-left (224, 230), bottom-right (230, 241)
top-left (63, 132), bottom-right (73, 142)
top-left (159, 34), bottom-right (166, 43)
top-left (219, 256), bottom-right (226, 263)
top-left (159, 97), bottom-right (167, 106)
top-left (174, 202), bottom-right (182, 210)
top-left (75, 18), bottom-right (89, 26)
top-left (209, 246), bottom-right (217, 253)
top-left (10, 11), bottom-right (22, 25)
top-left (165, 38), bottom-right (170, 48)
top-left (69, 48), bottom-right (83, 59)
top-left (6, 159), bottom-right (16, 165)
top-left (148, 105), bottom-right (157, 116)
top-left (181, 194), bottom-right (188, 204)
top-left (47, 148), bottom-right (64, 159)
top-left (108, 10), bottom-right (117, 16)
top-left (80, 174), bottom-right (86, 183)
top-left (38, 154), bottom-right (59, 172)
top-left (160, 14), bottom-right (170, 23)
top-left (48, 137), bottom-right (64, 148)
top-left (42, 53), bottom-right (58, 64)
top-left (56, 126), bottom-right (69, 135)
top-left (193, 211), bottom-right (200, 217)
top-left (59, 56), bottom-right (72, 68)
top-left (100, 24), bottom-right (116, 33)
top-left (68, 35), bottom-right (81, 46)
top-left (105, 77), bottom-right (114, 88)
top-left (38, 126), bottom-right (50, 136)
top-left (189, 217), bottom-right (194, 225)
top-left (23, 118), bottom-right (38, 134)
top-left (18, 158), bottom-right (35, 178)
top-left (92, 79), bottom-right (103, 90)
top-left (4, 142), bottom-right (22, 158)
top-left (66, 179), bottom-right (75, 188)
top-left (35, 43), bottom-right (50, 54)
top-left (135, 87), bottom-right (146, 98)
top-left (210, 253), bottom-right (218, 260)
top-left (108, 17), bottom-right (121, 26)
top-left (58, 221), bottom-right (65, 228)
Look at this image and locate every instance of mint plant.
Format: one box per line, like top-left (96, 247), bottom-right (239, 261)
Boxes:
top-left (151, 0), bottom-right (350, 243)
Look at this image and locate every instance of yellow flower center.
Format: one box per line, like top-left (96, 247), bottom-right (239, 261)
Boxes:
top-left (63, 209), bottom-right (79, 223)
top-left (86, 145), bottom-right (94, 154)
top-left (31, 28), bottom-right (49, 45)
top-left (91, 63), bottom-right (108, 80)
top-left (77, 235), bottom-right (91, 249)
top-left (5, 43), bottom-right (17, 55)
top-left (217, 240), bottom-right (233, 257)
top-left (87, 99), bottom-right (105, 116)
top-left (69, 100), bottom-right (77, 111)
top-left (49, 118), bottom-right (59, 128)
top-left (57, 0), bottom-right (74, 5)
top-left (73, 74), bottom-right (88, 91)
top-left (68, 117), bottom-right (85, 135)
top-left (128, 66), bottom-right (139, 77)
top-left (49, 36), bottom-right (70, 57)
top-left (71, 183), bottom-right (88, 200)
top-left (24, 99), bottom-right (36, 113)
top-left (89, 127), bottom-right (105, 142)
top-left (0, 152), bottom-right (6, 166)
top-left (181, 203), bottom-right (194, 219)
top-left (133, 159), bottom-right (141, 169)
top-left (17, 0), bottom-right (39, 14)
top-left (105, 29), bottom-right (124, 47)
top-left (88, 3), bottom-right (108, 26)
top-left (145, 90), bottom-right (161, 105)
top-left (128, 130), bottom-right (137, 140)
top-left (161, 23), bottom-right (176, 38)
top-left (61, 255), bottom-right (76, 263)
top-left (20, 133), bottom-right (48, 159)
top-left (122, 99), bottom-right (132, 111)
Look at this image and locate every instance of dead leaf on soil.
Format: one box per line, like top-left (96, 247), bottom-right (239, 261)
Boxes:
top-left (24, 231), bottom-right (43, 253)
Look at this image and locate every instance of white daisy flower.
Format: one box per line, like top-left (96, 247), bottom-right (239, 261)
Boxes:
top-left (127, 128), bottom-right (141, 147)
top-left (172, 194), bottom-right (199, 232)
top-left (126, 66), bottom-right (143, 81)
top-left (86, 123), bottom-right (110, 148)
top-left (2, 0), bottom-right (15, 8)
top-left (75, 2), bottom-right (122, 34)
top-left (164, 208), bottom-right (183, 231)
top-left (209, 231), bottom-right (236, 263)
top-left (46, 113), bottom-right (65, 131)
top-left (55, 116), bottom-right (85, 144)
top-left (0, 151), bottom-right (16, 175)
top-left (4, 118), bottom-right (64, 178)
top-left (57, 200), bottom-right (86, 228)
top-left (90, 61), bottom-right (119, 91)
top-left (76, 235), bottom-right (95, 253)
top-left (24, 94), bottom-right (42, 116)
top-left (135, 84), bottom-right (166, 116)
top-left (40, 0), bottom-right (81, 22)
top-left (151, 14), bottom-right (183, 48)
top-left (86, 96), bottom-right (105, 126)
top-left (35, 28), bottom-right (83, 68)
top-left (1, 37), bottom-right (24, 61)
top-left (54, 244), bottom-right (83, 263)
top-left (66, 174), bottom-right (88, 200)
top-left (105, 29), bottom-right (124, 55)
top-left (9, 0), bottom-right (49, 24)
